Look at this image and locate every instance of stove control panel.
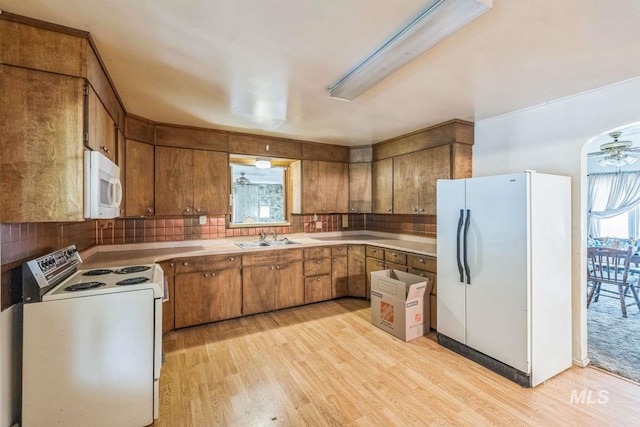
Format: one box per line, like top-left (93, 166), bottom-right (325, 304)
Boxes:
top-left (26, 245), bottom-right (82, 291)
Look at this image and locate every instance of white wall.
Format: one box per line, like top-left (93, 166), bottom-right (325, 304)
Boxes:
top-left (473, 76), bottom-right (640, 365)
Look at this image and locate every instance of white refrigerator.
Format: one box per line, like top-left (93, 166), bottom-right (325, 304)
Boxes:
top-left (436, 172), bottom-right (571, 387)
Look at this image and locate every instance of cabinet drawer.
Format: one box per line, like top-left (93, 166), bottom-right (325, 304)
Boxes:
top-left (366, 246), bottom-right (384, 259)
top-left (408, 268), bottom-right (437, 295)
top-left (242, 249), bottom-right (303, 266)
top-left (304, 258), bottom-right (331, 276)
top-left (384, 250), bottom-right (407, 265)
top-left (304, 246), bottom-right (331, 259)
top-left (407, 254), bottom-right (436, 272)
top-left (176, 254), bottom-right (241, 273)
top-left (385, 261), bottom-right (408, 272)
top-left (305, 275), bottom-right (332, 303)
top-left (331, 245), bottom-right (348, 256)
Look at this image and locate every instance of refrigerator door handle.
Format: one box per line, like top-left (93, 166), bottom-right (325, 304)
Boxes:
top-left (463, 209), bottom-right (471, 284)
top-left (457, 209), bottom-right (464, 283)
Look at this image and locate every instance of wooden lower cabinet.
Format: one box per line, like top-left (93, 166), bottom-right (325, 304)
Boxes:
top-left (305, 275), bottom-right (332, 303)
top-left (243, 261), bottom-right (304, 315)
top-left (174, 268), bottom-right (242, 328)
top-left (331, 256), bottom-right (348, 298)
top-left (347, 245), bottom-right (366, 297)
top-left (159, 261), bottom-right (175, 335)
top-left (365, 256), bottom-right (386, 298)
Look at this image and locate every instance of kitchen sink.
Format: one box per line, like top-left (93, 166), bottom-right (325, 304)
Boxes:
top-left (235, 242), bottom-right (271, 249)
top-left (268, 239), bottom-right (301, 246)
top-left (235, 239), bottom-right (301, 249)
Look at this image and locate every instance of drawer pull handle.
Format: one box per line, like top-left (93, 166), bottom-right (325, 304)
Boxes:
top-left (316, 260), bottom-right (321, 264)
top-left (183, 262), bottom-right (188, 266)
top-left (229, 257), bottom-right (235, 262)
top-left (204, 273), bottom-right (209, 277)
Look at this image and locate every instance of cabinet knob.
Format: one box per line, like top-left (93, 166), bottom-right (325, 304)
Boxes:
top-left (195, 208), bottom-right (202, 213)
top-left (391, 253), bottom-right (397, 257)
top-left (317, 277), bottom-right (321, 281)
top-left (372, 249), bottom-right (376, 253)
top-left (419, 208), bottom-right (425, 212)
top-left (270, 266), bottom-right (276, 270)
top-left (348, 246), bottom-right (353, 250)
top-left (387, 208), bottom-right (392, 212)
top-left (316, 260), bottom-right (321, 264)
top-left (101, 145), bottom-right (110, 154)
top-left (229, 257), bottom-right (235, 262)
top-left (412, 208), bottom-right (418, 212)
top-left (147, 208), bottom-right (153, 213)
top-left (183, 262), bottom-right (188, 266)
top-left (276, 266), bottom-right (281, 270)
top-left (211, 272), bottom-right (216, 276)
top-left (419, 258), bottom-right (424, 263)
top-left (204, 273), bottom-right (209, 277)
top-left (337, 247), bottom-right (343, 251)
top-left (169, 263), bottom-right (174, 267)
top-left (185, 207), bottom-right (190, 212)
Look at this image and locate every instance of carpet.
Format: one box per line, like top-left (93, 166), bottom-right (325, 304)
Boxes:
top-left (587, 290), bottom-right (640, 383)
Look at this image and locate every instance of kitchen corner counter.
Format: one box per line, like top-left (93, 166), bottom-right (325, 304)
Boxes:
top-left (80, 231), bottom-right (437, 268)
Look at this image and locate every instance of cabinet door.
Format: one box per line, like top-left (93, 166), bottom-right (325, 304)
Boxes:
top-left (347, 245), bottom-right (366, 298)
top-left (174, 273), bottom-right (206, 328)
top-left (159, 261), bottom-right (175, 334)
top-left (125, 139), bottom-right (155, 216)
top-left (331, 256), bottom-right (348, 298)
top-left (276, 261), bottom-right (304, 309)
top-left (116, 130), bottom-right (126, 216)
top-left (349, 162), bottom-right (372, 213)
top-left (372, 158), bottom-right (393, 214)
top-left (305, 275), bottom-right (332, 303)
top-left (324, 161), bottom-right (349, 213)
top-left (393, 152), bottom-right (419, 214)
top-left (243, 265), bottom-right (277, 315)
top-left (193, 150), bottom-right (228, 215)
top-left (416, 145), bottom-right (451, 215)
top-left (301, 161), bottom-right (323, 213)
top-left (155, 146), bottom-right (194, 215)
top-left (207, 268), bottom-right (242, 322)
top-left (365, 256), bottom-right (386, 298)
top-left (0, 65), bottom-right (84, 223)
top-left (85, 85), bottom-right (116, 163)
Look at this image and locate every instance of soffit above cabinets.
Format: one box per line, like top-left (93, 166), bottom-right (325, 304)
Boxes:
top-left (3, 0), bottom-right (640, 146)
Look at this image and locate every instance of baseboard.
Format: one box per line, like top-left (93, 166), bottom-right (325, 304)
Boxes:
top-left (437, 333), bottom-right (532, 387)
top-left (572, 357), bottom-right (590, 368)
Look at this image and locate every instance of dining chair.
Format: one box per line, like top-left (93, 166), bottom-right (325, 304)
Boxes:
top-left (587, 246), bottom-right (640, 318)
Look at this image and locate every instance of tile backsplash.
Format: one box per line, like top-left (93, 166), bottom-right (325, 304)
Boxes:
top-left (0, 221), bottom-right (96, 309)
top-left (0, 212), bottom-right (433, 310)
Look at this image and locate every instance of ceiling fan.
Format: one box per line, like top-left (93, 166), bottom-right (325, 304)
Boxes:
top-left (589, 132), bottom-right (640, 167)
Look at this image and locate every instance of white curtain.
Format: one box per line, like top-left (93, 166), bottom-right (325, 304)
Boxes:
top-left (588, 172), bottom-right (640, 237)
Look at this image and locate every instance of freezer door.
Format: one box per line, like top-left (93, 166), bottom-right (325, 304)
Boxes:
top-left (436, 178), bottom-right (467, 344)
top-left (465, 173), bottom-right (530, 373)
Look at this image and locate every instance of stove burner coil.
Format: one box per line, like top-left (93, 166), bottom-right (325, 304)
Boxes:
top-left (82, 269), bottom-right (113, 276)
top-left (116, 277), bottom-right (150, 286)
top-left (65, 282), bottom-right (106, 291)
top-left (115, 266), bottom-right (151, 274)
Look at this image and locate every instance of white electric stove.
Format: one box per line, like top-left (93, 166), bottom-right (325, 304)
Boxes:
top-left (22, 246), bottom-right (164, 427)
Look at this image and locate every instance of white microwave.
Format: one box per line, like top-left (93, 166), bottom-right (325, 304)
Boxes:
top-left (84, 150), bottom-right (122, 219)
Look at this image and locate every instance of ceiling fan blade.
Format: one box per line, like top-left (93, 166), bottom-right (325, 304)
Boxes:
top-left (623, 147), bottom-right (640, 153)
top-left (588, 151), bottom-right (607, 157)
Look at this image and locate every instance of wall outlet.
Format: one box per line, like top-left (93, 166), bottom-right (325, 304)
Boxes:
top-left (342, 214), bottom-right (348, 228)
top-left (198, 215), bottom-right (207, 225)
top-left (315, 221), bottom-right (322, 230)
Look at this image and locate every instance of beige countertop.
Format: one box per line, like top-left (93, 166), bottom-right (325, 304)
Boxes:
top-left (80, 231), bottom-right (436, 268)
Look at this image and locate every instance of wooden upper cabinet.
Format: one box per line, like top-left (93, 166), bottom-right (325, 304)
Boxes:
top-left (349, 162), bottom-right (372, 213)
top-left (372, 158), bottom-right (393, 214)
top-left (155, 147), bottom-right (229, 216)
top-left (300, 160), bottom-right (348, 214)
top-left (125, 139), bottom-right (155, 216)
top-left (193, 150), bottom-right (229, 215)
top-left (0, 65), bottom-right (84, 223)
top-left (155, 146), bottom-right (194, 215)
top-left (85, 84), bottom-right (116, 163)
top-left (117, 130), bottom-right (126, 215)
top-left (155, 124), bottom-right (228, 151)
top-left (394, 147), bottom-right (451, 215)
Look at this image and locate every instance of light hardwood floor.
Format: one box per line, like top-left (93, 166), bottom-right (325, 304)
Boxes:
top-left (156, 299), bottom-right (640, 426)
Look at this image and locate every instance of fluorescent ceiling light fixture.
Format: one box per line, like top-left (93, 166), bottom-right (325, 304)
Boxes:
top-left (255, 158), bottom-right (271, 169)
top-left (328, 0), bottom-right (492, 101)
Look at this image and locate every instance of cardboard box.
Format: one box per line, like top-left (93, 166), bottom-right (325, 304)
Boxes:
top-left (370, 269), bottom-right (432, 342)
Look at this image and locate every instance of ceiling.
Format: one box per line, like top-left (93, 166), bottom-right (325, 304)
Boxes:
top-left (3, 0), bottom-right (640, 145)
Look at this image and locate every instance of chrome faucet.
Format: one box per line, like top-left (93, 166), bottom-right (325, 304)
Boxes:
top-left (265, 230), bottom-right (278, 242)
top-left (259, 230), bottom-right (267, 241)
